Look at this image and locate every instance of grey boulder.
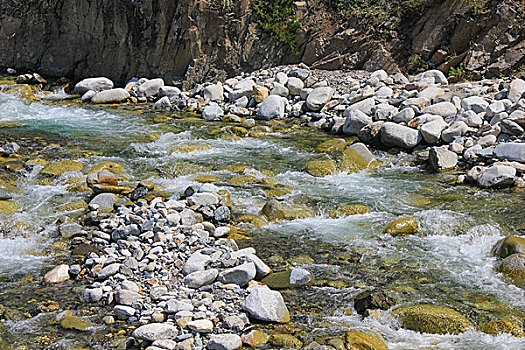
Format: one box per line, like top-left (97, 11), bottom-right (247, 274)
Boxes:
top-left (257, 95), bottom-right (285, 120)
top-left (342, 109), bottom-right (372, 135)
top-left (91, 88), bottom-right (129, 104)
top-left (132, 323), bottom-right (179, 342)
top-left (207, 334), bottom-right (242, 350)
top-left (183, 268), bottom-right (219, 288)
top-left (494, 143), bottom-right (525, 162)
top-left (75, 77), bottom-right (113, 95)
top-left (306, 87), bottom-right (333, 111)
top-left (429, 147), bottom-right (458, 171)
top-left (477, 165), bottom-right (516, 188)
top-left (380, 122), bottom-right (421, 149)
top-left (218, 262), bottom-right (256, 286)
top-left (242, 285), bottom-right (290, 322)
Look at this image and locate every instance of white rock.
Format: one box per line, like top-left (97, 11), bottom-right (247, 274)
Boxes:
top-left (380, 122), bottom-right (421, 149)
top-left (132, 323), bottom-right (179, 341)
top-left (242, 285), bottom-right (290, 322)
top-left (75, 77), bottom-right (113, 95)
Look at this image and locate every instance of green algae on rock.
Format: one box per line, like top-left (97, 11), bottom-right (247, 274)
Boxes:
top-left (316, 138), bottom-right (347, 153)
top-left (346, 330), bottom-right (387, 350)
top-left (41, 160), bottom-right (83, 176)
top-left (384, 217), bottom-right (418, 236)
top-left (268, 334), bottom-right (302, 349)
top-left (261, 199), bottom-right (285, 221)
top-left (60, 316), bottom-right (91, 331)
top-left (392, 304), bottom-right (471, 335)
top-left (306, 158), bottom-right (337, 177)
top-left (330, 204), bottom-right (370, 218)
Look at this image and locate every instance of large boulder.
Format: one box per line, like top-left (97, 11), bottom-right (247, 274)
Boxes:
top-left (202, 103), bottom-right (224, 121)
top-left (218, 262), bottom-right (256, 286)
top-left (241, 285), bottom-right (290, 322)
top-left (380, 122), bottom-right (421, 149)
top-left (203, 84), bottom-right (224, 101)
top-left (339, 142), bottom-right (378, 172)
top-left (461, 96), bottom-right (489, 113)
top-left (493, 143), bottom-right (525, 162)
top-left (75, 77), bottom-right (113, 95)
top-left (306, 87), bottom-right (333, 111)
top-left (429, 147), bottom-right (458, 171)
top-left (286, 77), bottom-right (304, 96)
top-left (136, 78), bottom-right (164, 98)
top-left (420, 119), bottom-right (447, 144)
top-left (183, 268), bottom-right (218, 288)
top-left (91, 88), bottom-right (130, 104)
top-left (392, 304), bottom-right (471, 334)
top-left (256, 95), bottom-right (285, 120)
top-left (477, 165), bottom-right (516, 188)
top-left (342, 109), bottom-right (373, 135)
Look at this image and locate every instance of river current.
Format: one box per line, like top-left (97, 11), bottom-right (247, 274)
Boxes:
top-left (0, 90), bottom-right (525, 349)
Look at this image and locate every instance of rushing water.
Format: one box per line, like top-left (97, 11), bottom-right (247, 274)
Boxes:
top-left (1, 90), bottom-right (525, 349)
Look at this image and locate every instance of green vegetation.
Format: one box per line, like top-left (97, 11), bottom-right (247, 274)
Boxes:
top-left (448, 63), bottom-right (469, 81)
top-left (251, 0), bottom-right (302, 53)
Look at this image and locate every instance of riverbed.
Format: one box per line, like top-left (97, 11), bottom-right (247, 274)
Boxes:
top-left (1, 88), bottom-right (525, 349)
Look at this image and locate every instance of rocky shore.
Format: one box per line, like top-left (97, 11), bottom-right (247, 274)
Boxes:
top-left (60, 65), bottom-right (525, 190)
top-left (2, 65), bottom-right (525, 348)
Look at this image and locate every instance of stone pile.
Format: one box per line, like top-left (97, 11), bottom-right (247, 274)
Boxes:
top-left (72, 67), bottom-right (525, 189)
top-left (46, 181), bottom-right (291, 349)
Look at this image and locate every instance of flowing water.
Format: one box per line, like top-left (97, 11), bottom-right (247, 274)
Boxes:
top-left (1, 88), bottom-right (525, 349)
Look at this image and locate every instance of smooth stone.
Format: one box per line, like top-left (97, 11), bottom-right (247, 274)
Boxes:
top-left (493, 143), bottom-right (525, 162)
top-left (477, 165), bottom-right (516, 188)
top-left (155, 96), bottom-right (171, 108)
top-left (252, 85), bottom-right (269, 103)
top-left (508, 78), bottom-right (525, 103)
top-left (420, 119), bottom-right (447, 144)
top-left (81, 288), bottom-right (103, 302)
top-left (97, 263), bottom-right (121, 280)
top-left (393, 108), bottom-right (416, 123)
top-left (346, 97), bottom-right (375, 115)
top-left (346, 331), bottom-right (387, 350)
top-left (429, 147), bottom-right (458, 171)
top-left (501, 119), bottom-right (524, 136)
top-left (422, 102), bottom-right (457, 117)
top-left (91, 88), bottom-right (130, 104)
top-left (384, 217), bottom-right (418, 236)
top-left (291, 68), bottom-right (310, 80)
top-left (342, 108), bottom-right (372, 135)
top-left (137, 78), bottom-right (164, 98)
top-left (187, 319), bottom-right (213, 332)
top-left (165, 299), bottom-right (194, 313)
top-left (182, 251), bottom-right (211, 275)
top-left (203, 84), bottom-right (224, 101)
top-left (413, 70), bottom-right (448, 84)
top-left (306, 87), bottom-right (333, 111)
top-left (132, 323), bottom-right (179, 342)
top-left (380, 122), bottom-right (421, 149)
top-left (256, 95), bottom-right (285, 120)
top-left (493, 235), bottom-right (525, 259)
top-left (218, 262), bottom-right (256, 286)
top-left (461, 96), bottom-right (489, 113)
top-left (261, 199), bottom-right (285, 221)
top-left (270, 83), bottom-right (289, 97)
top-left (242, 285), bottom-right (290, 322)
top-left (89, 193), bottom-right (118, 212)
top-left (42, 160), bottom-right (83, 175)
top-left (115, 289), bottom-right (141, 306)
top-left (441, 121), bottom-right (468, 143)
top-left (183, 268), bottom-right (219, 288)
top-left (114, 305), bottom-right (136, 320)
top-left (392, 305), bottom-right (470, 335)
top-left (44, 264), bottom-right (70, 283)
top-left (499, 253), bottom-right (525, 278)
top-left (287, 77), bottom-right (304, 96)
top-left (202, 103), bottom-right (224, 121)
top-left (289, 267), bottom-right (312, 286)
top-left (207, 334), bottom-right (242, 350)
top-left (75, 77), bottom-right (113, 95)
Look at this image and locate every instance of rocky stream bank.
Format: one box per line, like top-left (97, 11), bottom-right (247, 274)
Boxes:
top-left (1, 66), bottom-right (525, 349)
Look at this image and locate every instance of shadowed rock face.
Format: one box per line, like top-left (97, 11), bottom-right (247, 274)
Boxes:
top-left (0, 0), bottom-right (289, 86)
top-left (0, 0), bottom-right (523, 85)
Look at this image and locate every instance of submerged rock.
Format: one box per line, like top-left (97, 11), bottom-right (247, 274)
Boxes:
top-left (329, 204), bottom-right (370, 218)
top-left (492, 235), bottom-right (525, 259)
top-left (261, 199), bottom-right (285, 221)
top-left (346, 331), bottom-right (387, 350)
top-left (354, 288), bottom-right (396, 315)
top-left (306, 158), bottom-right (337, 177)
top-left (60, 316), bottom-right (91, 331)
top-left (383, 217), bottom-right (418, 236)
top-left (268, 334), bottom-right (302, 349)
top-left (42, 160), bottom-right (83, 175)
top-left (392, 304), bottom-right (471, 334)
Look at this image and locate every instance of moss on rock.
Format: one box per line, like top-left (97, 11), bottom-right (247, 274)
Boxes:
top-left (346, 330), bottom-right (387, 350)
top-left (268, 334), bottom-right (302, 349)
top-left (42, 160), bottom-right (83, 176)
top-left (384, 217), bottom-right (418, 236)
top-left (330, 204), bottom-right (370, 218)
top-left (306, 159), bottom-right (337, 177)
top-left (392, 304), bottom-right (471, 335)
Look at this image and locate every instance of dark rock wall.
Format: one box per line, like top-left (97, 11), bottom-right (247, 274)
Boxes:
top-left (0, 0), bottom-right (523, 84)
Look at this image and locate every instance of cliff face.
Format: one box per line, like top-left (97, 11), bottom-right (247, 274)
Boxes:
top-left (0, 0), bottom-right (523, 85)
top-left (0, 0), bottom-right (290, 85)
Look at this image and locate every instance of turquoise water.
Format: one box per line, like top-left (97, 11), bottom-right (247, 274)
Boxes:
top-left (0, 91), bottom-right (524, 349)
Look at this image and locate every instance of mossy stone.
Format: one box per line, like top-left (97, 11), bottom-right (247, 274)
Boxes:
top-left (242, 330), bottom-right (269, 347)
top-left (326, 337), bottom-right (345, 350)
top-left (171, 144), bottom-right (211, 154)
top-left (306, 159), bottom-right (337, 177)
top-left (256, 177), bottom-right (278, 186)
top-left (261, 199), bottom-right (285, 221)
top-left (0, 121), bottom-right (22, 128)
top-left (337, 143), bottom-right (379, 173)
top-left (285, 208), bottom-right (316, 220)
top-left (492, 235), bottom-right (525, 259)
top-left (317, 138), bottom-right (347, 153)
top-left (264, 188), bottom-right (291, 198)
top-left (228, 175), bottom-right (257, 185)
top-left (42, 160), bottom-right (83, 176)
top-left (88, 161), bottom-right (124, 174)
top-left (2, 84), bottom-right (38, 99)
top-left (392, 304), bottom-right (471, 335)
top-left (220, 164), bottom-right (248, 173)
top-left (193, 175), bottom-right (219, 183)
top-left (482, 316), bottom-right (525, 337)
top-left (26, 158), bottom-right (49, 167)
top-left (268, 334), bottom-right (302, 349)
top-left (0, 201), bottom-right (19, 214)
top-left (60, 316), bottom-right (91, 331)
top-left (346, 331), bottom-right (387, 350)
top-left (218, 189), bottom-right (232, 208)
top-left (238, 214), bottom-right (267, 228)
top-left (262, 270), bottom-right (292, 289)
top-left (59, 200), bottom-right (88, 212)
top-left (330, 204), bottom-right (370, 218)
top-left (384, 217), bottom-right (418, 236)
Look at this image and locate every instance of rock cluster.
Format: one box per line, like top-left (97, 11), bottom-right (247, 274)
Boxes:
top-left (73, 67), bottom-right (525, 189)
top-left (48, 182), bottom-right (290, 349)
